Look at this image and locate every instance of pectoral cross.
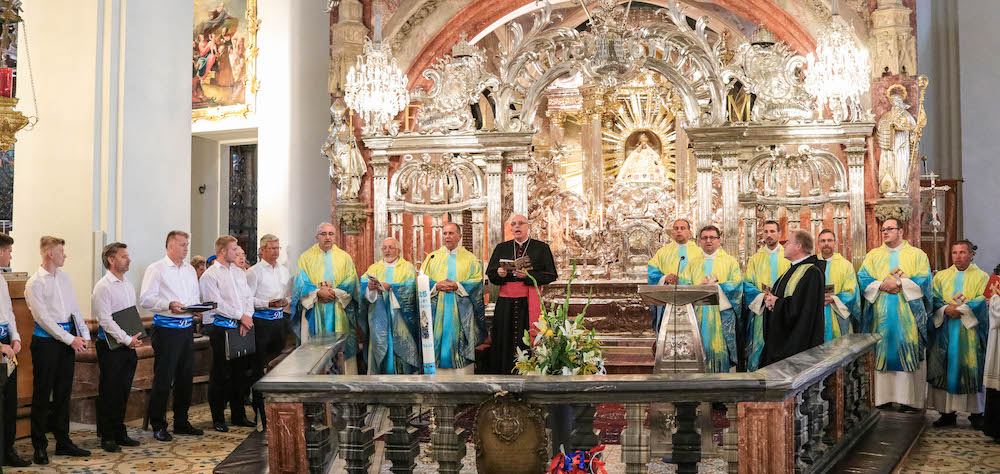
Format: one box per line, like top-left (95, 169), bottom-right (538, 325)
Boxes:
top-left (919, 156), bottom-right (951, 270)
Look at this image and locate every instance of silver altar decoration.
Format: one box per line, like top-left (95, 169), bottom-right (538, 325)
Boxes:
top-left (721, 29), bottom-right (816, 124)
top-left (322, 99), bottom-right (366, 202)
top-left (414, 34), bottom-right (499, 134)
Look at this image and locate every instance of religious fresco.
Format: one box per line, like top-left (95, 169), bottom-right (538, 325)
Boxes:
top-left (192, 0), bottom-right (258, 121)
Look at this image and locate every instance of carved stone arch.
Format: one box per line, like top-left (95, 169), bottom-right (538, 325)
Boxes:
top-left (739, 146), bottom-right (848, 197)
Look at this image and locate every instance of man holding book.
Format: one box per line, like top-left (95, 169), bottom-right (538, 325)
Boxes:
top-left (140, 230), bottom-right (205, 441)
top-left (486, 215), bottom-right (557, 374)
top-left (926, 240), bottom-right (989, 428)
top-left (200, 236), bottom-right (256, 433)
top-left (858, 218), bottom-right (932, 413)
top-left (360, 237), bottom-right (420, 374)
top-left (24, 236), bottom-right (91, 463)
top-left (247, 234), bottom-right (292, 427)
top-left (0, 233), bottom-right (28, 467)
top-left (92, 242), bottom-right (143, 452)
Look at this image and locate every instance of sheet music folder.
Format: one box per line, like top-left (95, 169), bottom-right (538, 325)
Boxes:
top-left (637, 285), bottom-right (719, 306)
top-left (106, 306), bottom-right (146, 350)
top-left (225, 326), bottom-right (256, 360)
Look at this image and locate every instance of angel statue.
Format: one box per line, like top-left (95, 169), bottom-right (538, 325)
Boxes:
top-left (876, 86), bottom-right (917, 196)
top-left (322, 99), bottom-right (366, 201)
top-left (616, 132), bottom-right (670, 184)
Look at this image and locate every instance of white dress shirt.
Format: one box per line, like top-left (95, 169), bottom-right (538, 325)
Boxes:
top-left (0, 275), bottom-right (21, 342)
top-left (24, 266), bottom-right (89, 345)
top-left (91, 271), bottom-right (138, 346)
top-left (247, 260), bottom-right (292, 310)
top-left (139, 256), bottom-right (201, 318)
top-left (199, 262), bottom-right (253, 326)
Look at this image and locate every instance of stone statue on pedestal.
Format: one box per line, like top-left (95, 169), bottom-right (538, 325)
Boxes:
top-left (876, 88), bottom-right (916, 196)
top-left (322, 99), bottom-right (366, 201)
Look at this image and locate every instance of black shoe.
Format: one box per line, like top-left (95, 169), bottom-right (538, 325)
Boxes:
top-left (876, 403), bottom-right (894, 410)
top-left (32, 448), bottom-right (48, 465)
top-left (970, 414), bottom-right (985, 430)
top-left (173, 423), bottom-right (204, 436)
top-left (5, 451), bottom-right (31, 467)
top-left (899, 404), bottom-right (921, 414)
top-left (213, 421), bottom-right (229, 432)
top-left (55, 443), bottom-right (91, 457)
top-left (100, 440), bottom-right (121, 453)
top-left (231, 418), bottom-right (256, 428)
top-left (933, 413), bottom-right (957, 427)
top-left (115, 435), bottom-right (140, 447)
top-left (152, 427), bottom-right (173, 442)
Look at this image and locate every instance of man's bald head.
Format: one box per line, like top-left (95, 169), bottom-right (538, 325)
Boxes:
top-left (382, 237), bottom-right (401, 262)
top-left (672, 218), bottom-right (692, 244)
top-left (315, 222), bottom-right (337, 252)
top-left (510, 214), bottom-right (530, 242)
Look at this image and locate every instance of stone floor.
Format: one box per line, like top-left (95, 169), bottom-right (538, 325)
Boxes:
top-left (900, 411), bottom-right (1000, 473)
top-left (6, 404), bottom-right (254, 474)
top-left (3, 405), bottom-right (998, 473)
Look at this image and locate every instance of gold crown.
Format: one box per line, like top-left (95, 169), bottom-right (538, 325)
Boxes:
top-left (751, 27), bottom-right (776, 45)
top-left (451, 33), bottom-right (484, 59)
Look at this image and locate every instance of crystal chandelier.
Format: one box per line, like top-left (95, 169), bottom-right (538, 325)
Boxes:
top-left (344, 0), bottom-right (408, 134)
top-left (803, 0), bottom-right (870, 123)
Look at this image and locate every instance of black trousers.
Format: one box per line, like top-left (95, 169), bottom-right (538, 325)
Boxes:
top-left (250, 316), bottom-right (287, 424)
top-left (30, 337), bottom-right (75, 449)
top-left (206, 325), bottom-right (250, 424)
top-left (95, 339), bottom-right (137, 442)
top-left (147, 325), bottom-right (194, 431)
top-left (1, 335), bottom-right (17, 453)
top-left (984, 388), bottom-right (1000, 438)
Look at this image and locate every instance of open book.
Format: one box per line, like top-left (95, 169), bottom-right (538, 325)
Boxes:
top-left (499, 256), bottom-right (533, 272)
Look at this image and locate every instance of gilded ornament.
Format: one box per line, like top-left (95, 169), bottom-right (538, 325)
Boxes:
top-left (414, 34), bottom-right (499, 133)
top-left (0, 97), bottom-right (28, 152)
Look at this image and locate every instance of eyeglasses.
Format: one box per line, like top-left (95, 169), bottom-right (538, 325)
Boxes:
top-left (700, 236), bottom-right (720, 241)
top-left (881, 227), bottom-right (899, 232)
top-left (317, 232), bottom-right (336, 237)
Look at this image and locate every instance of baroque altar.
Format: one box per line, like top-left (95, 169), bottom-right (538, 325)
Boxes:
top-left (333, 0), bottom-right (932, 368)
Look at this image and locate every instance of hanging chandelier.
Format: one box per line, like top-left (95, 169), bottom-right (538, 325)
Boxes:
top-left (344, 0), bottom-right (408, 134)
top-left (803, 0), bottom-right (870, 123)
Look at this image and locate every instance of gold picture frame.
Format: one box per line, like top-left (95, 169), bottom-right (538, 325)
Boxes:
top-left (192, 0), bottom-right (259, 122)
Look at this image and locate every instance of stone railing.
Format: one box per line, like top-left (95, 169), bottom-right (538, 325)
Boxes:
top-left (256, 333), bottom-right (879, 474)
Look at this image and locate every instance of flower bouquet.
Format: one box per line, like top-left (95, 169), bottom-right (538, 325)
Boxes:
top-left (514, 267), bottom-right (606, 376)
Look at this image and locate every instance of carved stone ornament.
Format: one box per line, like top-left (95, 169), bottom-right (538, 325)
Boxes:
top-left (335, 201), bottom-right (368, 236)
top-left (328, 0), bottom-right (368, 94)
top-left (873, 199), bottom-right (913, 224)
top-left (721, 33), bottom-right (816, 124)
top-left (472, 395), bottom-right (549, 474)
top-left (870, 0), bottom-right (916, 79)
top-left (415, 34), bottom-right (500, 133)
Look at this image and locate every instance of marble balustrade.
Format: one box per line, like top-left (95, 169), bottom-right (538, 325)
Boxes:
top-left (256, 333), bottom-right (880, 474)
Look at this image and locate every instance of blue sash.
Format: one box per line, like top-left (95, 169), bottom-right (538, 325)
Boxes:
top-left (153, 314), bottom-right (193, 329)
top-left (212, 316), bottom-right (239, 329)
top-left (701, 258), bottom-right (715, 358)
top-left (824, 260), bottom-right (833, 342)
top-left (440, 254), bottom-right (458, 369)
top-left (33, 320), bottom-right (75, 339)
top-left (946, 271), bottom-right (965, 393)
top-left (384, 266), bottom-right (396, 374)
top-left (0, 323), bottom-right (9, 340)
top-left (884, 251), bottom-right (903, 371)
top-left (253, 309), bottom-right (284, 320)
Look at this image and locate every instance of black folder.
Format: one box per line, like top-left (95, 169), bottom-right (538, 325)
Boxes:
top-left (224, 326), bottom-right (256, 360)
top-left (106, 306), bottom-right (146, 350)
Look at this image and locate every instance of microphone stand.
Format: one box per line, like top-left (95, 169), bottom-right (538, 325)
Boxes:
top-left (671, 254), bottom-right (685, 373)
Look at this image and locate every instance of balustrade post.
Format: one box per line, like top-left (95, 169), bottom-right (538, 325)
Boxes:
top-left (621, 403), bottom-right (649, 474)
top-left (386, 404), bottom-right (419, 474)
top-left (723, 403), bottom-right (738, 474)
top-left (266, 402), bottom-right (308, 474)
top-left (738, 398), bottom-right (794, 474)
top-left (672, 402), bottom-right (701, 474)
top-left (340, 403), bottom-right (374, 474)
top-left (568, 404), bottom-right (600, 452)
top-left (824, 370), bottom-right (844, 445)
top-left (649, 403), bottom-right (674, 461)
top-left (793, 391), bottom-right (809, 471)
top-left (431, 405), bottom-right (466, 474)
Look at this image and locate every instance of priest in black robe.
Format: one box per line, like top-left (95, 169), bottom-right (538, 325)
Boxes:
top-left (759, 229), bottom-right (827, 368)
top-left (486, 214), bottom-right (557, 374)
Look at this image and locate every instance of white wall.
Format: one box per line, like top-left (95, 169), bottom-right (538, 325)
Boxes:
top-left (256, 0), bottom-right (332, 266)
top-left (191, 136), bottom-right (222, 258)
top-left (957, 0), bottom-right (1000, 271)
top-left (12, 1), bottom-right (191, 312)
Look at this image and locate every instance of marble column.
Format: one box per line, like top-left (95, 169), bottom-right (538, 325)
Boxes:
top-left (694, 148), bottom-right (715, 230)
top-left (581, 87), bottom-right (607, 223)
top-left (846, 139), bottom-right (868, 268)
top-left (485, 151), bottom-right (504, 252)
top-left (371, 150), bottom-right (390, 261)
top-left (720, 149), bottom-right (740, 256)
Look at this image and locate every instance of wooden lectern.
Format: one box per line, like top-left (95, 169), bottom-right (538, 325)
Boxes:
top-left (639, 284), bottom-right (718, 374)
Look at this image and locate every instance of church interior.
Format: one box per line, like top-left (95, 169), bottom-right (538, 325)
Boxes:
top-left (0, 0), bottom-right (998, 472)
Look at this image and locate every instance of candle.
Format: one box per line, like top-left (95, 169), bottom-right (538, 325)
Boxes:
top-left (0, 68), bottom-right (12, 98)
top-left (416, 272), bottom-right (436, 375)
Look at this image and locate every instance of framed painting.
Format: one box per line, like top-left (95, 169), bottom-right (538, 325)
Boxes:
top-left (192, 0), bottom-right (259, 122)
